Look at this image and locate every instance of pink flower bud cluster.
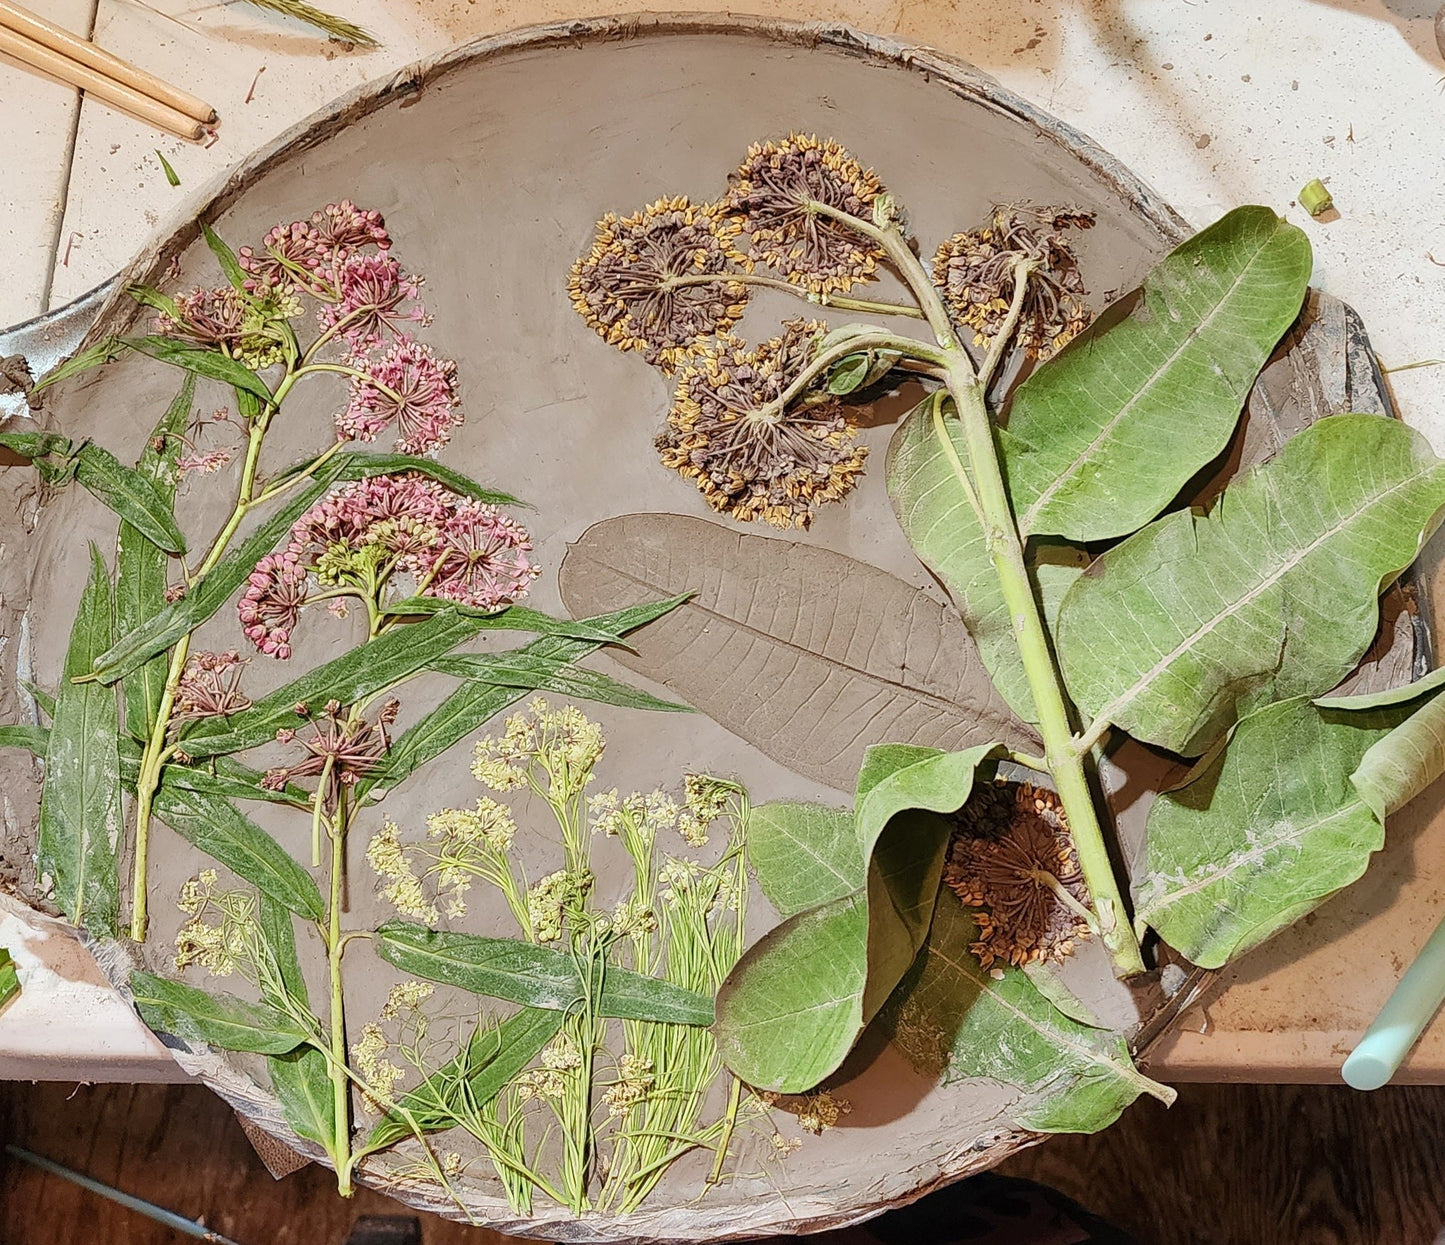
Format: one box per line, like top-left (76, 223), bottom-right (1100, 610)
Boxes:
top-left (237, 473), bottom-right (539, 658)
top-left (319, 255), bottom-right (431, 353)
top-left (337, 335), bottom-right (460, 455)
top-left (238, 199), bottom-right (392, 294)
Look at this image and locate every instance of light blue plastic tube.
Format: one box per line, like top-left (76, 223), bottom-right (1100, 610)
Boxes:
top-left (1342, 911), bottom-right (1445, 1090)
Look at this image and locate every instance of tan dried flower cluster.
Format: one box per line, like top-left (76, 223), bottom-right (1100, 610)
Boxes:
top-left (366, 818), bottom-right (439, 924)
top-left (932, 206), bottom-right (1095, 359)
top-left (569, 196), bottom-right (749, 373)
top-left (603, 1052), bottom-right (656, 1117)
top-left (472, 696), bottom-right (606, 799)
top-left (944, 780), bottom-right (1091, 968)
top-left (173, 870), bottom-right (259, 979)
top-left (656, 320), bottom-right (867, 529)
top-left (723, 133), bottom-right (886, 294)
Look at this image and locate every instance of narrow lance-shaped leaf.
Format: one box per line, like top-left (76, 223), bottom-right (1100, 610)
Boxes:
top-left (0, 725), bottom-right (49, 755)
top-left (879, 892), bottom-right (1174, 1131)
top-left (38, 545), bottom-right (121, 937)
top-left (182, 609), bottom-right (489, 759)
top-left (430, 652), bottom-right (691, 714)
top-left (118, 376), bottom-right (193, 738)
top-left (382, 598), bottom-right (642, 643)
top-left (32, 337), bottom-right (124, 392)
top-left (1058, 415), bottom-right (1445, 756)
top-left (122, 335), bottom-right (273, 403)
top-left (73, 443), bottom-right (187, 554)
top-left (150, 784), bottom-right (325, 921)
top-left (714, 742), bottom-right (1002, 1093)
top-left (92, 476), bottom-right (332, 683)
top-left (375, 922), bottom-right (714, 1026)
top-left (361, 1008), bottom-right (565, 1156)
top-left (1007, 206), bottom-right (1313, 542)
top-left (360, 596), bottom-right (689, 800)
top-left (257, 896), bottom-right (335, 1155)
top-left (200, 222), bottom-right (248, 293)
top-left (326, 452), bottom-right (524, 509)
top-left (130, 970), bottom-right (309, 1055)
top-left (1137, 670), bottom-right (1445, 967)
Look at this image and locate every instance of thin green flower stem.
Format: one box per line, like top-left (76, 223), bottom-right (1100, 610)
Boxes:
top-left (248, 440), bottom-right (345, 508)
top-left (325, 785), bottom-right (355, 1197)
top-left (943, 366), bottom-right (1144, 977)
top-left (707, 1075), bottom-right (743, 1186)
top-left (294, 361), bottom-right (407, 408)
top-left (763, 330), bottom-right (945, 420)
top-left (928, 393), bottom-right (986, 532)
top-left (978, 258), bottom-right (1038, 389)
top-left (1007, 748), bottom-right (1049, 773)
top-left (804, 199), bottom-right (961, 353)
top-left (311, 753), bottom-right (336, 867)
top-left (302, 303), bottom-right (374, 364)
top-left (1028, 867), bottom-right (1102, 935)
top-left (129, 409), bottom-right (273, 940)
top-left (660, 271), bottom-right (925, 319)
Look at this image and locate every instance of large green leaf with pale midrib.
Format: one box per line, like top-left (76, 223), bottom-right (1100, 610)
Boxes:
top-left (38, 546), bottom-right (121, 937)
top-left (714, 742), bottom-right (1000, 1093)
top-left (879, 892), bottom-right (1173, 1131)
top-left (1140, 670), bottom-right (1445, 966)
top-left (1058, 415), bottom-right (1445, 756)
top-left (1007, 206), bottom-right (1312, 542)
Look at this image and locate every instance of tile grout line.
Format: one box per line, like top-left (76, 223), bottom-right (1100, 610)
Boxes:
top-left (38, 0), bottom-right (100, 316)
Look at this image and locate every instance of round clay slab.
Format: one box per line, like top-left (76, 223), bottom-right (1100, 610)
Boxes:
top-left (4, 15), bottom-right (1198, 1241)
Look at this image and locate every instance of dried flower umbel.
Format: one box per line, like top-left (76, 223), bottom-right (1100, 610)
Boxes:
top-left (569, 196), bottom-right (749, 372)
top-left (724, 133), bottom-right (886, 294)
top-left (932, 206), bottom-right (1095, 359)
top-left (945, 781), bottom-right (1092, 968)
top-left (657, 320), bottom-right (867, 529)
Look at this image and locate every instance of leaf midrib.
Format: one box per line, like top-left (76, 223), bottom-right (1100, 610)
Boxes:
top-left (1092, 466), bottom-right (1437, 733)
top-left (1018, 227), bottom-right (1279, 535)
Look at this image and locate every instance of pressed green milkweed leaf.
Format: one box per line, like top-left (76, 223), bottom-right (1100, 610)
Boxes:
top-left (150, 784), bottom-right (325, 921)
top-left (1007, 206), bottom-right (1313, 542)
top-left (126, 284), bottom-right (183, 321)
top-left (1136, 683), bottom-right (1445, 967)
top-left (430, 653), bottom-right (691, 713)
top-left (257, 896), bottom-right (335, 1156)
top-left (381, 599), bottom-right (635, 643)
top-left (714, 742), bottom-right (1002, 1093)
top-left (182, 610), bottom-right (488, 759)
top-left (130, 971), bottom-right (309, 1055)
top-left (360, 596), bottom-right (689, 799)
top-left (0, 725), bottom-right (48, 754)
top-left (200, 222), bottom-right (248, 293)
top-left (0, 431), bottom-right (73, 460)
top-left (93, 476), bottom-right (331, 683)
top-left (38, 546), bottom-right (121, 937)
top-left (33, 336), bottom-right (124, 391)
top-left (879, 893), bottom-right (1173, 1130)
top-left (327, 453), bottom-right (524, 508)
top-left (74, 443), bottom-right (187, 554)
top-left (361, 1008), bottom-right (565, 1155)
top-left (1057, 415), bottom-right (1445, 756)
top-left (747, 803), bottom-right (862, 917)
top-left (122, 336), bottom-right (273, 402)
top-left (118, 376), bottom-right (193, 738)
top-left (374, 922), bottom-right (714, 1025)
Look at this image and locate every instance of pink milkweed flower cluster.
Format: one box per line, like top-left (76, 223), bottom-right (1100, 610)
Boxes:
top-left (338, 336), bottom-right (460, 456)
top-left (238, 473), bottom-right (539, 658)
top-left (238, 200), bottom-right (392, 295)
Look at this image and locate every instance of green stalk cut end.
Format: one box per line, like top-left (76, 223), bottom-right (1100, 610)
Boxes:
top-left (1299, 178), bottom-right (1334, 217)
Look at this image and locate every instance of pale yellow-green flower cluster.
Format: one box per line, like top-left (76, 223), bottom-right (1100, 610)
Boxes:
top-left (603, 1052), bottom-right (656, 1117)
top-left (173, 870), bottom-right (260, 979)
top-left (472, 697), bottom-right (606, 800)
top-left (351, 1022), bottom-right (405, 1115)
top-left (366, 818), bottom-right (439, 924)
top-left (515, 1032), bottom-right (582, 1102)
top-left (526, 868), bottom-right (594, 944)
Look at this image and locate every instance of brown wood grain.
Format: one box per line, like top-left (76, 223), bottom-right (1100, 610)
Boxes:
top-left (6, 1082), bottom-right (1445, 1244)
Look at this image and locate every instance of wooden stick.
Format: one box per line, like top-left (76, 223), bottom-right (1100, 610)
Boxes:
top-left (0, 22), bottom-right (205, 140)
top-left (0, 0), bottom-right (215, 122)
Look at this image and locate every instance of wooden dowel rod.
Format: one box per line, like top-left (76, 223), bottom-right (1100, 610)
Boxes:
top-left (0, 0), bottom-right (215, 124)
top-left (0, 23), bottom-right (205, 140)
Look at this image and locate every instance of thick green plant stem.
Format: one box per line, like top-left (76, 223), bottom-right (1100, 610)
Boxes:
top-left (128, 413), bottom-right (271, 941)
top-left (943, 369), bottom-right (1145, 977)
